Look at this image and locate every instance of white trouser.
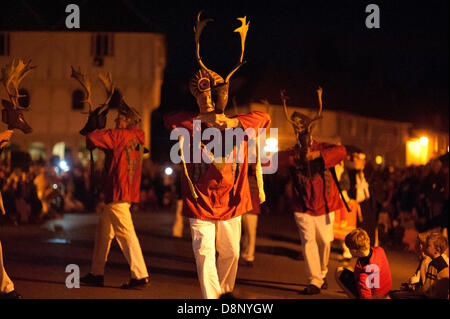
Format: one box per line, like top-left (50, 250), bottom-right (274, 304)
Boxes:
top-left (189, 216), bottom-right (241, 299)
top-left (241, 213), bottom-right (258, 262)
top-left (172, 199), bottom-right (184, 238)
top-left (91, 201), bottom-right (148, 280)
top-left (0, 240), bottom-right (14, 294)
top-left (294, 211), bottom-right (335, 288)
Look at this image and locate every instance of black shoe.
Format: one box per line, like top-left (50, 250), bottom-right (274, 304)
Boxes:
top-left (0, 290), bottom-right (22, 299)
top-left (121, 277), bottom-right (149, 289)
top-left (301, 284), bottom-right (321, 295)
top-left (321, 278), bottom-right (328, 290)
top-left (80, 273), bottom-right (104, 287)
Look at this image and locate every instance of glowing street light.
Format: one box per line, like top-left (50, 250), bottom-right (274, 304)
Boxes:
top-left (375, 155), bottom-right (383, 165)
top-left (58, 160), bottom-right (70, 172)
top-left (419, 136), bottom-right (429, 146)
top-left (165, 167), bottom-right (173, 176)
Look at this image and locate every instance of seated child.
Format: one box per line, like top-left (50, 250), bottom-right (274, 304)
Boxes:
top-left (400, 231), bottom-right (432, 291)
top-left (422, 232), bottom-right (449, 299)
top-left (335, 228), bottom-right (392, 299)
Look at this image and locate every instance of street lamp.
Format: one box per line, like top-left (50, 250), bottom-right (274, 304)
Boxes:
top-left (419, 136), bottom-right (429, 146)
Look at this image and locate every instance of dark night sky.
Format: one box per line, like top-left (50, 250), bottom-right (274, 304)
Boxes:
top-left (1, 0), bottom-right (448, 131)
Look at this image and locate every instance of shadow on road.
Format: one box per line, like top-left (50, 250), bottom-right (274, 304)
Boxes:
top-left (262, 233), bottom-right (301, 245)
top-left (255, 245), bottom-right (303, 260)
top-left (236, 278), bottom-right (307, 294)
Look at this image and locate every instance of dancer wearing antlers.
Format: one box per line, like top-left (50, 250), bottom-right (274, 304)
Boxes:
top-left (0, 58), bottom-right (36, 299)
top-left (278, 88), bottom-right (347, 295)
top-left (71, 67), bottom-right (149, 289)
top-left (164, 12), bottom-right (270, 298)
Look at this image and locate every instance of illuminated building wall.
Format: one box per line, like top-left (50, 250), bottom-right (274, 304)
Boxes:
top-left (0, 31), bottom-right (166, 163)
top-left (237, 103), bottom-right (448, 168)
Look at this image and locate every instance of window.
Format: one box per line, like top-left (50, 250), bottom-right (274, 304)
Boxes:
top-left (18, 89), bottom-right (30, 108)
top-left (0, 32), bottom-right (10, 56)
top-left (72, 89), bottom-right (85, 110)
top-left (91, 33), bottom-right (114, 57)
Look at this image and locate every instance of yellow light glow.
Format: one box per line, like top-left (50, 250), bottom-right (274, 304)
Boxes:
top-left (419, 136), bottom-right (429, 146)
top-left (375, 155), bottom-right (383, 165)
top-left (406, 139), bottom-right (428, 166)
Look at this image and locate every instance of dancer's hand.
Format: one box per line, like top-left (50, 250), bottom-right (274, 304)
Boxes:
top-left (196, 112), bottom-right (240, 130)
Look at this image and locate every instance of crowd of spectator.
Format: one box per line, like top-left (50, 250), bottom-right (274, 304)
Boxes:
top-left (1, 151), bottom-right (448, 253)
top-left (368, 157), bottom-right (448, 250)
top-left (0, 156), bottom-right (179, 226)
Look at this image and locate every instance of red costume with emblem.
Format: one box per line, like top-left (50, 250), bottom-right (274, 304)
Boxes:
top-left (86, 127), bottom-right (144, 204)
top-left (279, 140), bottom-right (346, 216)
top-left (164, 110), bottom-right (270, 221)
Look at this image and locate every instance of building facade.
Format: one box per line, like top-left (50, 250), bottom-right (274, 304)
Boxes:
top-left (0, 30), bottom-right (166, 165)
top-left (238, 102), bottom-right (448, 168)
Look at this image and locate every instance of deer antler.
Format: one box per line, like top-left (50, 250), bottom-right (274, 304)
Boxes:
top-left (97, 72), bottom-right (115, 112)
top-left (307, 86), bottom-right (323, 131)
top-left (194, 12), bottom-right (215, 79)
top-left (70, 66), bottom-right (94, 113)
top-left (225, 16), bottom-right (249, 83)
top-left (280, 90), bottom-right (296, 125)
top-left (1, 59), bottom-right (36, 109)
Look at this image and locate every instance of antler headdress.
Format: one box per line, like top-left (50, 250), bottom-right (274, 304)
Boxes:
top-left (190, 12), bottom-right (250, 114)
top-left (1, 59), bottom-right (36, 134)
top-left (70, 66), bottom-right (115, 135)
top-left (281, 87), bottom-right (323, 137)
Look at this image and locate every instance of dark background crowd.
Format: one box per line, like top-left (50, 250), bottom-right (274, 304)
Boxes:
top-left (1, 149), bottom-right (448, 253)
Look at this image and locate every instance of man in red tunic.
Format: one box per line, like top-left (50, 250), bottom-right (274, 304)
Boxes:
top-left (279, 94), bottom-right (346, 294)
top-left (164, 13), bottom-right (270, 298)
top-left (165, 105), bottom-right (270, 298)
top-left (80, 101), bottom-right (149, 289)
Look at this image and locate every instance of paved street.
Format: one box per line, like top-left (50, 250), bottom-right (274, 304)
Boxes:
top-left (0, 208), bottom-right (419, 299)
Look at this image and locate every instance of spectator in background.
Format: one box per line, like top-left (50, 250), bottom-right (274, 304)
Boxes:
top-left (391, 231), bottom-right (449, 299)
top-left (240, 164), bottom-right (261, 267)
top-left (0, 129), bottom-right (22, 299)
top-left (344, 146), bottom-right (377, 245)
top-left (333, 160), bottom-right (361, 262)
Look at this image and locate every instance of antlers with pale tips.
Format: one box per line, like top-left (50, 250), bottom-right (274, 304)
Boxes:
top-left (194, 12), bottom-right (250, 85)
top-left (281, 87), bottom-right (324, 131)
top-left (1, 59), bottom-right (36, 109)
top-left (70, 66), bottom-right (115, 113)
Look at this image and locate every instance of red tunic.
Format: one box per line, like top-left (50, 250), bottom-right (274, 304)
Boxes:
top-left (354, 246), bottom-right (392, 298)
top-left (87, 127), bottom-right (144, 204)
top-left (164, 111), bottom-right (271, 221)
top-left (278, 140), bottom-right (346, 216)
